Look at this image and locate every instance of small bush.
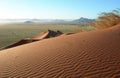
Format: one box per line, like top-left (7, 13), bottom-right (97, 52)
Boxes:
top-left (91, 9), bottom-right (120, 29)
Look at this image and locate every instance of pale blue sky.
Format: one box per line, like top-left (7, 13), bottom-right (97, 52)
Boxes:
top-left (0, 0), bottom-right (119, 19)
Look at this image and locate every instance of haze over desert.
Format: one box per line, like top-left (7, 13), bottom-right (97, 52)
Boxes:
top-left (0, 0), bottom-right (120, 78)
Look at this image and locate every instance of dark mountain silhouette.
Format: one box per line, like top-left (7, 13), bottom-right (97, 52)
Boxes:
top-left (24, 21), bottom-right (34, 24)
top-left (73, 17), bottom-right (96, 23)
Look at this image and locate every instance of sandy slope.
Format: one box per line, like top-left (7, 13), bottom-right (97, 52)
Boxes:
top-left (4, 30), bottom-right (63, 49)
top-left (0, 25), bottom-right (120, 77)
top-left (32, 30), bottom-right (63, 39)
top-left (4, 38), bottom-right (39, 49)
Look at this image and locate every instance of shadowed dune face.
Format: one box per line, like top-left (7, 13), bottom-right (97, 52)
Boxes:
top-left (32, 30), bottom-right (63, 39)
top-left (0, 25), bottom-right (120, 77)
top-left (4, 39), bottom-right (39, 49)
top-left (3, 30), bottom-right (63, 49)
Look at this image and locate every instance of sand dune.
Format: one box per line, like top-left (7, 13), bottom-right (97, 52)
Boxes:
top-left (32, 30), bottom-right (63, 39)
top-left (4, 38), bottom-right (39, 49)
top-left (4, 30), bottom-right (63, 49)
top-left (0, 24), bottom-right (120, 77)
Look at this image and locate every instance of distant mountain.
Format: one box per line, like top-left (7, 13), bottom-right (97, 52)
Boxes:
top-left (24, 21), bottom-right (34, 24)
top-left (73, 17), bottom-right (96, 23)
top-left (0, 18), bottom-right (96, 25)
top-left (23, 19), bottom-right (68, 24)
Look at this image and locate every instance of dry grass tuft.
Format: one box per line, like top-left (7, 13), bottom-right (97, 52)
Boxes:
top-left (91, 9), bottom-right (120, 29)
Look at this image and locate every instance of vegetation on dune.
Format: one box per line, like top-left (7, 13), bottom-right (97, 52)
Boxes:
top-left (91, 9), bottom-right (120, 29)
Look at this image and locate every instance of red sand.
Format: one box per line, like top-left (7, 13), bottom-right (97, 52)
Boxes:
top-left (32, 30), bottom-right (63, 39)
top-left (4, 38), bottom-right (39, 49)
top-left (0, 25), bottom-right (120, 77)
top-left (4, 30), bottom-right (63, 49)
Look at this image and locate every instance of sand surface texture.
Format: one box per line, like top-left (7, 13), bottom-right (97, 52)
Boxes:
top-left (0, 25), bottom-right (120, 77)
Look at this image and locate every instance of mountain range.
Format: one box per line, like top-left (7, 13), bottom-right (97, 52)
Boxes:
top-left (0, 17), bottom-right (96, 24)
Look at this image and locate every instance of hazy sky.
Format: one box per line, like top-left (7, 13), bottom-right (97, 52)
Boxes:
top-left (0, 0), bottom-right (119, 19)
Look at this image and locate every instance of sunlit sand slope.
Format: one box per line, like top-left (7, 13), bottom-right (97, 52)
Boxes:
top-left (0, 24), bottom-right (120, 77)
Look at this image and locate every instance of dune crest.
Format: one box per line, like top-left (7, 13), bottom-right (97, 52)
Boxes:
top-left (32, 29), bottom-right (63, 39)
top-left (4, 38), bottom-right (39, 49)
top-left (0, 25), bottom-right (120, 77)
top-left (4, 30), bottom-right (63, 49)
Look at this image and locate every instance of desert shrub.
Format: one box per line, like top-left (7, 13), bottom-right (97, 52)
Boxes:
top-left (91, 9), bottom-right (120, 29)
